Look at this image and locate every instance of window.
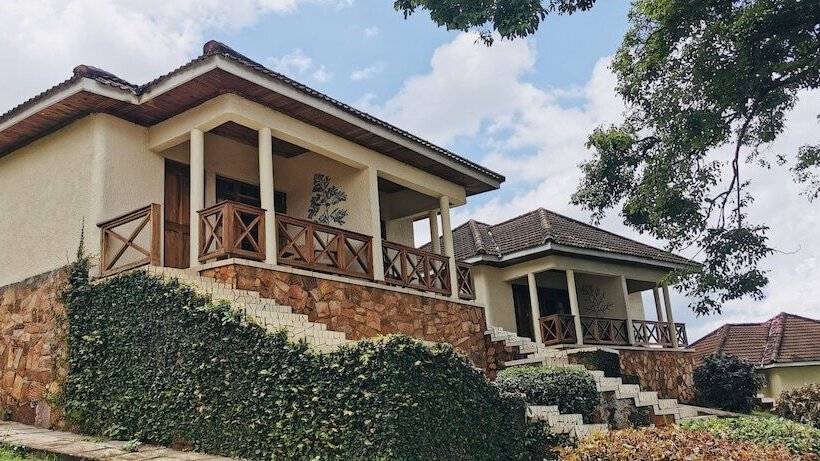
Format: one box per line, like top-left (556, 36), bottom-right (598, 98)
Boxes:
top-left (216, 175), bottom-right (287, 213)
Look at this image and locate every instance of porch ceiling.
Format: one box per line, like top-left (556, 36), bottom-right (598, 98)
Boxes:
top-left (0, 42), bottom-right (504, 196)
top-left (210, 121), bottom-right (308, 157)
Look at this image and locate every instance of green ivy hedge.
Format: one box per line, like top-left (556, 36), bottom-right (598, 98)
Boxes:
top-left (682, 416), bottom-right (820, 455)
top-left (60, 260), bottom-right (541, 460)
top-left (495, 366), bottom-right (600, 421)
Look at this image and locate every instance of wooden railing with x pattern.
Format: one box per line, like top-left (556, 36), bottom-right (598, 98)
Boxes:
top-left (276, 213), bottom-right (374, 279)
top-left (98, 204), bottom-right (161, 277)
top-left (456, 262), bottom-right (476, 300)
top-left (198, 201), bottom-right (266, 263)
top-left (632, 319), bottom-right (672, 346)
top-left (540, 314), bottom-right (578, 346)
top-left (382, 241), bottom-right (451, 296)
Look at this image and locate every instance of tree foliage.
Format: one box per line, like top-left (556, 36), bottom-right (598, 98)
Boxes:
top-left (572, 0), bottom-right (820, 314)
top-left (693, 354), bottom-right (764, 413)
top-left (393, 0), bottom-right (597, 45)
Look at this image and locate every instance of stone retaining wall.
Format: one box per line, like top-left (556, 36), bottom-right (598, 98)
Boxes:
top-left (201, 264), bottom-right (493, 370)
top-left (0, 269), bottom-right (67, 428)
top-left (619, 349), bottom-right (696, 403)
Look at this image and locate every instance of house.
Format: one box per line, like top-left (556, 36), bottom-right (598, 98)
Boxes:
top-left (1, 40), bottom-right (702, 426)
top-left (691, 312), bottom-right (820, 399)
top-left (434, 209), bottom-right (697, 350)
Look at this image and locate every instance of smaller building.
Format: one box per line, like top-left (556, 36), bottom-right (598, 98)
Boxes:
top-left (691, 312), bottom-right (820, 398)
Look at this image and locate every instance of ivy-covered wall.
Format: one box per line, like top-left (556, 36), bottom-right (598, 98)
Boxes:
top-left (0, 269), bottom-right (67, 428)
top-left (63, 265), bottom-right (538, 460)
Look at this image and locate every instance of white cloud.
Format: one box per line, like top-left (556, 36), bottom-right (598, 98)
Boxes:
top-left (385, 32), bottom-right (820, 340)
top-left (268, 49), bottom-right (314, 75)
top-left (0, 0), bottom-right (342, 112)
top-left (363, 26), bottom-right (379, 38)
top-left (312, 65), bottom-right (334, 83)
top-left (349, 62), bottom-right (385, 81)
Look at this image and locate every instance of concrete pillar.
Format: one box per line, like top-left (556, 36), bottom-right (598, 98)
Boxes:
top-left (662, 284), bottom-right (679, 348)
top-left (367, 167), bottom-right (385, 281)
top-left (620, 275), bottom-right (637, 345)
top-left (439, 196), bottom-right (459, 299)
top-left (527, 272), bottom-right (544, 344)
top-left (189, 128), bottom-right (205, 269)
top-left (428, 210), bottom-right (441, 254)
top-left (258, 127), bottom-right (277, 265)
top-left (653, 287), bottom-right (665, 322)
top-left (566, 270), bottom-right (584, 345)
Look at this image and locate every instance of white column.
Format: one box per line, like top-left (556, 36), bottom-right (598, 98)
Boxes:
top-left (620, 275), bottom-right (637, 345)
top-left (189, 128), bottom-right (205, 269)
top-left (662, 284), bottom-right (679, 349)
top-left (367, 167), bottom-right (385, 281)
top-left (653, 287), bottom-right (665, 322)
top-left (527, 272), bottom-right (544, 344)
top-left (258, 127), bottom-right (277, 265)
top-left (428, 210), bottom-right (441, 254)
top-left (566, 270), bottom-right (584, 345)
top-left (439, 196), bottom-right (459, 299)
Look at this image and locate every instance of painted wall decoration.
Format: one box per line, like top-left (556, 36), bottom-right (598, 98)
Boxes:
top-left (578, 284), bottom-right (613, 314)
top-left (307, 173), bottom-right (348, 226)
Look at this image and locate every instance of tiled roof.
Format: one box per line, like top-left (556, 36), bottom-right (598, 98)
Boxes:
top-left (0, 41), bottom-right (503, 188)
top-left (430, 208), bottom-right (694, 267)
top-left (690, 312), bottom-right (820, 366)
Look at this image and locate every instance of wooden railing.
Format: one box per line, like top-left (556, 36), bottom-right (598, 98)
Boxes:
top-left (199, 201), bottom-right (266, 263)
top-left (540, 314), bottom-right (577, 345)
top-left (382, 241), bottom-right (451, 295)
top-left (98, 204), bottom-right (161, 277)
top-left (580, 316), bottom-right (630, 345)
top-left (632, 319), bottom-right (673, 346)
top-left (456, 262), bottom-right (475, 300)
top-left (539, 314), bottom-right (687, 348)
top-left (277, 213), bottom-right (373, 279)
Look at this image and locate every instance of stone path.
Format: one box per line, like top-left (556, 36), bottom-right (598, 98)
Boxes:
top-left (0, 421), bottom-right (234, 461)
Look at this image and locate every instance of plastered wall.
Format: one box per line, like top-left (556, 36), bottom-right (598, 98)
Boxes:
top-left (761, 365), bottom-right (820, 398)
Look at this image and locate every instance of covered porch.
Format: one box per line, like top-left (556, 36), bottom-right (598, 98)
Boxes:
top-left (95, 94), bottom-right (475, 301)
top-left (508, 268), bottom-right (687, 349)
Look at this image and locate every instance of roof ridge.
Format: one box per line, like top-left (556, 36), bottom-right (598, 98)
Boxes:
top-left (468, 220), bottom-right (487, 254)
top-left (537, 208), bottom-right (553, 243)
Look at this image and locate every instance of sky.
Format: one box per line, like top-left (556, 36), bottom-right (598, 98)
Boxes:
top-left (1, 0), bottom-right (817, 341)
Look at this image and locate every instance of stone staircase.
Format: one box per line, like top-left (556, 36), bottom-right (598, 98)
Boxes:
top-left (487, 326), bottom-right (704, 438)
top-left (146, 267), bottom-right (352, 353)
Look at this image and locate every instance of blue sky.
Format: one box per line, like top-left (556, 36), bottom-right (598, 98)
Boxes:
top-left (1, 0), bottom-right (818, 341)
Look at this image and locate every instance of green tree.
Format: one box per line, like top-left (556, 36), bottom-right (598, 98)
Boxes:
top-left (572, 0), bottom-right (820, 314)
top-left (393, 0), bottom-right (597, 45)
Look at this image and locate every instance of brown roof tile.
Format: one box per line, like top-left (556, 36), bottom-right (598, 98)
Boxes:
top-left (690, 312), bottom-right (820, 366)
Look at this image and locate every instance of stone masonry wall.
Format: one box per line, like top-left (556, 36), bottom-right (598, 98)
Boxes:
top-left (201, 264), bottom-right (493, 370)
top-left (0, 269), bottom-right (67, 428)
top-left (619, 349), bottom-right (696, 403)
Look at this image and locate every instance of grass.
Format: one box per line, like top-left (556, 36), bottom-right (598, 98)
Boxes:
top-left (0, 446), bottom-right (52, 461)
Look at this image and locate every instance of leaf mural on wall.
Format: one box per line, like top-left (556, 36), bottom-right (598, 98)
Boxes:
top-left (307, 173), bottom-right (348, 226)
top-left (578, 284), bottom-right (613, 314)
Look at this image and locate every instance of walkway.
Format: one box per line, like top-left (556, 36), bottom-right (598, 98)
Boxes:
top-left (0, 421), bottom-right (234, 461)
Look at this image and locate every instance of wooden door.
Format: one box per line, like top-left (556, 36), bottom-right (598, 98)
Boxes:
top-left (164, 160), bottom-right (190, 268)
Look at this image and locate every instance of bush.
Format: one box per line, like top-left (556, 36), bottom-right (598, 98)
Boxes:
top-left (776, 384), bottom-right (820, 428)
top-left (693, 354), bottom-right (764, 412)
top-left (61, 263), bottom-right (538, 461)
top-left (682, 415), bottom-right (820, 455)
top-left (557, 427), bottom-right (794, 461)
top-left (567, 350), bottom-right (621, 377)
top-left (496, 366), bottom-right (600, 420)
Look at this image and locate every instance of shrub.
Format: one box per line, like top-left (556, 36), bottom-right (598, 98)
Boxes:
top-left (496, 366), bottom-right (600, 420)
top-left (682, 415), bottom-right (820, 455)
top-left (693, 354), bottom-right (764, 412)
top-left (567, 350), bottom-right (621, 378)
top-left (776, 384), bottom-right (820, 428)
top-left (557, 426), bottom-right (794, 461)
top-left (61, 264), bottom-right (538, 461)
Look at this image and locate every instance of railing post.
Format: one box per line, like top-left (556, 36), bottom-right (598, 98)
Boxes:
top-left (662, 284), bottom-right (680, 349)
top-left (620, 275), bottom-right (637, 345)
top-left (566, 270), bottom-right (584, 345)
